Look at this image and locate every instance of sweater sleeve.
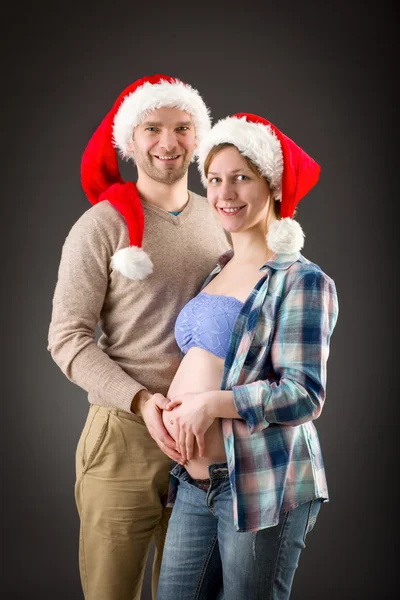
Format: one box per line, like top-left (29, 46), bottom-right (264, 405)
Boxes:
top-left (47, 211), bottom-right (146, 412)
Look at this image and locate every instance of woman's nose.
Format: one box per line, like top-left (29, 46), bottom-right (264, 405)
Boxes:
top-left (219, 182), bottom-right (237, 201)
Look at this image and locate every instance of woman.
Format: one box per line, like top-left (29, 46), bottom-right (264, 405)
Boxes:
top-left (156, 113), bottom-right (339, 600)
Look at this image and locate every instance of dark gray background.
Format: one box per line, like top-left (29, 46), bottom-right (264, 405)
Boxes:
top-left (1, 1), bottom-right (396, 598)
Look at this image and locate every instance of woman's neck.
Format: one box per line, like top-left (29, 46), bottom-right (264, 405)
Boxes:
top-left (230, 229), bottom-right (274, 266)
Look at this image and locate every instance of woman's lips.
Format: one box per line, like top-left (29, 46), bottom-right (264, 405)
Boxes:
top-left (218, 206), bottom-right (246, 216)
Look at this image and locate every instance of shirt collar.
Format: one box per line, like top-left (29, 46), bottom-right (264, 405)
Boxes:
top-left (262, 251), bottom-right (301, 271)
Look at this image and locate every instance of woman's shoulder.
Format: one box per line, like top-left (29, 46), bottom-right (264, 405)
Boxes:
top-left (283, 253), bottom-right (337, 294)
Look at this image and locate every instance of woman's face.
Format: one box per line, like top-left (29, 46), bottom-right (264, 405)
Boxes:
top-left (206, 146), bottom-right (271, 234)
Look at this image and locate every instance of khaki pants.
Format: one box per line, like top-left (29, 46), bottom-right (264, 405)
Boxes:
top-left (75, 405), bottom-right (172, 600)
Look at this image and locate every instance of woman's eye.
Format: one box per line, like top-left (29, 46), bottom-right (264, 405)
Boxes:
top-left (208, 177), bottom-right (219, 184)
top-left (236, 175), bottom-right (248, 181)
top-left (145, 127), bottom-right (159, 132)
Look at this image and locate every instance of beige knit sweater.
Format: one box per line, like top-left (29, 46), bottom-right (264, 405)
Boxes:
top-left (48, 192), bottom-right (231, 412)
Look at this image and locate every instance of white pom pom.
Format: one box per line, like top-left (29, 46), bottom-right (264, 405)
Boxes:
top-left (111, 246), bottom-right (153, 280)
top-left (266, 218), bottom-right (305, 254)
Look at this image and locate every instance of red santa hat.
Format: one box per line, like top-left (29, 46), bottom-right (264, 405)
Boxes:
top-left (197, 113), bottom-right (320, 254)
top-left (81, 74), bottom-right (211, 279)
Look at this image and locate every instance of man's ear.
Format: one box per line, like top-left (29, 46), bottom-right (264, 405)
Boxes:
top-left (127, 130), bottom-right (136, 155)
top-left (127, 139), bottom-right (135, 155)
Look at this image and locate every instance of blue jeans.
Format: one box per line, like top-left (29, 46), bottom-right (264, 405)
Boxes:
top-left (157, 463), bottom-right (321, 600)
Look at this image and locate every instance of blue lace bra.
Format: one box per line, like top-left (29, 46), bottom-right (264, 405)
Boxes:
top-left (174, 292), bottom-right (243, 359)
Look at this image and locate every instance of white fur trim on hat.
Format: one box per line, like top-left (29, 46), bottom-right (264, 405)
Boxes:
top-left (113, 79), bottom-right (211, 161)
top-left (111, 246), bottom-right (154, 280)
top-left (267, 218), bottom-right (304, 254)
top-left (197, 116), bottom-right (283, 198)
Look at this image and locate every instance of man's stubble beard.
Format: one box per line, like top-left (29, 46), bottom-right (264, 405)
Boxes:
top-left (136, 152), bottom-right (193, 185)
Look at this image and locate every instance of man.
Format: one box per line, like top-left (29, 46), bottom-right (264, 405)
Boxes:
top-left (48, 74), bottom-right (230, 600)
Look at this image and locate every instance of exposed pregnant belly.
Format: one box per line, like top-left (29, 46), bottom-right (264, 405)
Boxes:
top-left (162, 347), bottom-right (226, 479)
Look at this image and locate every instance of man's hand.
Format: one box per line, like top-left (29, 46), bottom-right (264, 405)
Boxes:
top-left (140, 392), bottom-right (184, 463)
top-left (166, 392), bottom-right (216, 461)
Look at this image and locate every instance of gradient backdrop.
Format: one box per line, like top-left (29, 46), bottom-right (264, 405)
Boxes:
top-left (1, 1), bottom-right (396, 598)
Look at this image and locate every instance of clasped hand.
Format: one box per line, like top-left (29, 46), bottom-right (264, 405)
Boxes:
top-left (165, 392), bottom-right (215, 462)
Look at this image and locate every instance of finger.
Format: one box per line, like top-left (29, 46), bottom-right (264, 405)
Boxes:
top-left (159, 443), bottom-right (184, 463)
top-left (148, 425), bottom-right (182, 461)
top-left (196, 432), bottom-right (205, 458)
top-left (152, 393), bottom-right (171, 410)
top-left (149, 424), bottom-right (178, 451)
top-left (179, 428), bottom-right (187, 462)
top-left (186, 431), bottom-right (195, 461)
top-left (149, 430), bottom-right (183, 462)
top-left (157, 430), bottom-right (179, 450)
top-left (165, 399), bottom-right (182, 410)
top-left (151, 417), bottom-right (178, 450)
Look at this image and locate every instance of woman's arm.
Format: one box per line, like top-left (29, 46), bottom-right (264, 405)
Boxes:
top-left (232, 269), bottom-right (339, 433)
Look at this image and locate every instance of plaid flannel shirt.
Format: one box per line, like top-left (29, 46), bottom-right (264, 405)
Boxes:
top-left (167, 250), bottom-right (339, 532)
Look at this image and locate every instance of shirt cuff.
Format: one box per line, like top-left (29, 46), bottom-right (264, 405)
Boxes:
top-left (232, 384), bottom-right (270, 434)
top-left (103, 370), bottom-right (147, 413)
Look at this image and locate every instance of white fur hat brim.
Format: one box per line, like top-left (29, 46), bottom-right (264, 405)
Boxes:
top-left (197, 116), bottom-right (283, 198)
top-left (111, 246), bottom-right (153, 280)
top-left (113, 79), bottom-right (211, 161)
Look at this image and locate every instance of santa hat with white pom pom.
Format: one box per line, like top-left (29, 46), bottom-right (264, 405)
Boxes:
top-left (80, 74), bottom-right (211, 279)
top-left (197, 113), bottom-right (320, 254)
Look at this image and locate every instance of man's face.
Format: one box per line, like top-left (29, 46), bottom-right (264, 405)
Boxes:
top-left (128, 107), bottom-right (197, 185)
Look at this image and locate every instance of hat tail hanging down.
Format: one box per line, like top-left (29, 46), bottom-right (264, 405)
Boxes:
top-left (100, 183), bottom-right (153, 280)
top-left (261, 115), bottom-right (320, 254)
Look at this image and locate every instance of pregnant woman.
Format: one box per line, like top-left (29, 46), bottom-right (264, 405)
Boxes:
top-left (157, 113), bottom-right (339, 600)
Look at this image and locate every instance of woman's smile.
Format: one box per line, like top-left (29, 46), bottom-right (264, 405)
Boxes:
top-left (218, 205), bottom-right (246, 216)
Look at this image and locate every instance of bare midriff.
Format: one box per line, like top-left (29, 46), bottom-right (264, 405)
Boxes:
top-left (162, 347), bottom-right (226, 479)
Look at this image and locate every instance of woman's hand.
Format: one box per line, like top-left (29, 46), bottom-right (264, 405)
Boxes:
top-left (165, 392), bottom-right (216, 462)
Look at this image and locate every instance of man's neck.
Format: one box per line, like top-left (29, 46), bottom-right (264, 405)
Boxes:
top-left (136, 173), bottom-right (190, 212)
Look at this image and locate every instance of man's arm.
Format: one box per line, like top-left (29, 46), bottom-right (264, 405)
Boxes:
top-left (48, 211), bottom-right (183, 461)
top-left (48, 211), bottom-right (145, 410)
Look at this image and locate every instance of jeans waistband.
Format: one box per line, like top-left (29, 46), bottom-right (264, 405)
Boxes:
top-left (171, 462), bottom-right (229, 484)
